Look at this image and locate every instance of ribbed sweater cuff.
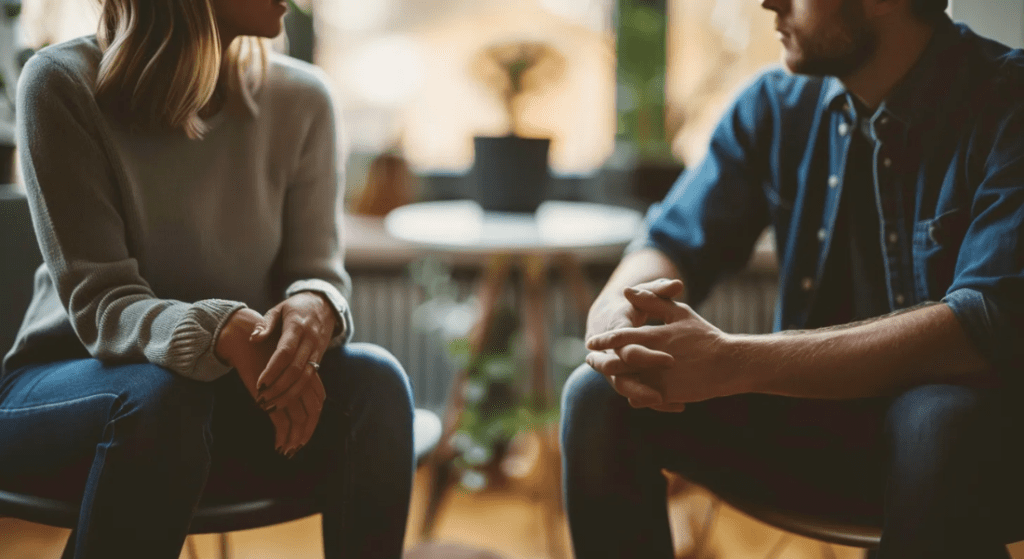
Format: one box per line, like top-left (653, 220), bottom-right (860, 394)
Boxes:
top-left (168, 299), bottom-right (247, 381)
top-left (286, 279), bottom-right (352, 347)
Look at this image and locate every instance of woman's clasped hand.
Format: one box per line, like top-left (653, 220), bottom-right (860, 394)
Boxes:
top-left (216, 292), bottom-right (336, 458)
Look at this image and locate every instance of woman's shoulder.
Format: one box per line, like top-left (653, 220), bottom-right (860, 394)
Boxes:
top-left (264, 52), bottom-right (335, 111)
top-left (22, 35), bottom-right (102, 92)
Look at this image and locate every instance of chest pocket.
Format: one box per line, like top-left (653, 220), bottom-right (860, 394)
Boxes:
top-left (761, 178), bottom-right (798, 240)
top-left (913, 208), bottom-right (970, 301)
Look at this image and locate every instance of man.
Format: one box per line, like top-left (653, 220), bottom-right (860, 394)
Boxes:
top-left (560, 0), bottom-right (1024, 557)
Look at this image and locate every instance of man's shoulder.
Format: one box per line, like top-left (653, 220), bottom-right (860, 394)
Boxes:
top-left (955, 24), bottom-right (1024, 102)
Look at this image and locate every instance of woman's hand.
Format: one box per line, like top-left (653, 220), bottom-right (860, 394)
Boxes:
top-left (248, 292), bottom-right (335, 452)
top-left (215, 309), bottom-right (297, 453)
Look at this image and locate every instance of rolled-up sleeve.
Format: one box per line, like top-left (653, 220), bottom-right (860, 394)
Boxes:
top-left (942, 107), bottom-right (1024, 377)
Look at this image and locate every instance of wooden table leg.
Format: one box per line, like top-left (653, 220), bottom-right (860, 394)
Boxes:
top-left (520, 254), bottom-right (571, 559)
top-left (556, 253), bottom-right (594, 320)
top-left (521, 255), bottom-right (552, 409)
top-left (420, 255), bottom-right (512, 539)
top-left (421, 252), bottom-right (585, 556)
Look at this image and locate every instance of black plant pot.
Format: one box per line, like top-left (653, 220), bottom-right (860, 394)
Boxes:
top-left (472, 135), bottom-right (550, 213)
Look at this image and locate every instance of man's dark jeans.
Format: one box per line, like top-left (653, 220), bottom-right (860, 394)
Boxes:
top-left (561, 366), bottom-right (1024, 559)
top-left (0, 343), bottom-right (415, 559)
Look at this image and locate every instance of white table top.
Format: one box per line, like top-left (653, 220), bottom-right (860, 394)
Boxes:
top-left (383, 200), bottom-right (645, 258)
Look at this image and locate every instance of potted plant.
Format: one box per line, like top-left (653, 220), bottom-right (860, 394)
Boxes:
top-left (410, 257), bottom-right (584, 492)
top-left (470, 40), bottom-right (566, 213)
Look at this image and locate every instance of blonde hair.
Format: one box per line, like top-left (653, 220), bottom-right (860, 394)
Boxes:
top-left (94, 0), bottom-right (267, 139)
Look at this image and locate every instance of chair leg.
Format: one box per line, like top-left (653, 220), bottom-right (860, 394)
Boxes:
top-left (219, 533), bottom-right (231, 559)
top-left (420, 459), bottom-right (457, 538)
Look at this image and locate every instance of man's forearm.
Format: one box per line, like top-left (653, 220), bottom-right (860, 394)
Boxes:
top-left (729, 303), bottom-right (996, 399)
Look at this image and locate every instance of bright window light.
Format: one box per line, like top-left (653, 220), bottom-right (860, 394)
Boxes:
top-left (344, 35), bottom-right (427, 107)
top-left (318, 0), bottom-right (392, 32)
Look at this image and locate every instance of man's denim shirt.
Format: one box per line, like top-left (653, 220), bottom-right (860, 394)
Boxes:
top-left (635, 17), bottom-right (1024, 377)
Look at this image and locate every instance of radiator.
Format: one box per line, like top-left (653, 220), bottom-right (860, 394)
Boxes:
top-left (348, 268), bottom-right (778, 414)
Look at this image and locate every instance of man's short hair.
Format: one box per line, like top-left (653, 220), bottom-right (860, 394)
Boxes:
top-left (911, 0), bottom-right (949, 21)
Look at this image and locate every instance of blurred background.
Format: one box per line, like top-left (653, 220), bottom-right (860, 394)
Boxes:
top-left (0, 1), bottom-right (1022, 558)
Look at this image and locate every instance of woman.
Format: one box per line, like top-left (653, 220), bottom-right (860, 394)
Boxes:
top-left (0, 0), bottom-right (415, 558)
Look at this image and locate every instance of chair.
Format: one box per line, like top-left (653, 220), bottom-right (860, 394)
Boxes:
top-left (682, 476), bottom-right (881, 559)
top-left (0, 184), bottom-right (443, 558)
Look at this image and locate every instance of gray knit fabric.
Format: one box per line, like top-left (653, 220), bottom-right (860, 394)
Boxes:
top-left (3, 36), bottom-right (353, 381)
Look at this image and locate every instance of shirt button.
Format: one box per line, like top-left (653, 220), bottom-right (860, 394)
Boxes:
top-left (817, 228), bottom-right (828, 241)
top-left (842, 103), bottom-right (851, 113)
top-left (838, 122), bottom-right (850, 136)
top-left (895, 293), bottom-right (906, 306)
top-left (828, 175), bottom-right (840, 188)
top-left (801, 277), bottom-right (814, 291)
top-left (883, 157), bottom-right (893, 168)
top-left (879, 116), bottom-right (890, 126)
top-left (887, 231), bottom-right (898, 245)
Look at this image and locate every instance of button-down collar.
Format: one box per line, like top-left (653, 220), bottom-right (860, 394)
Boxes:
top-left (821, 15), bottom-right (961, 132)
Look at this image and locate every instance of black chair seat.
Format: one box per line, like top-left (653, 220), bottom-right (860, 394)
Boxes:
top-left (675, 459), bottom-right (883, 549)
top-left (716, 491), bottom-right (882, 549)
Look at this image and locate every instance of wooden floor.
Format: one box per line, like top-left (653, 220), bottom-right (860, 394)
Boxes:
top-left (3, 465), bottom-right (1024, 559)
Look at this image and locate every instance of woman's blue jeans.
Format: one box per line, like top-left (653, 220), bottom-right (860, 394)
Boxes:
top-left (0, 342), bottom-right (415, 559)
top-left (561, 365), bottom-right (1024, 559)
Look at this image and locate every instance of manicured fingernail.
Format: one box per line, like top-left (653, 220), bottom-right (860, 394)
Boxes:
top-left (264, 404), bottom-right (276, 413)
top-left (275, 445), bottom-right (283, 454)
top-left (257, 383), bottom-right (267, 393)
top-left (256, 397), bottom-right (266, 406)
top-left (251, 327), bottom-right (262, 337)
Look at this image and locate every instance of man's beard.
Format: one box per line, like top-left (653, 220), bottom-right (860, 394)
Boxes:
top-left (786, 0), bottom-right (878, 78)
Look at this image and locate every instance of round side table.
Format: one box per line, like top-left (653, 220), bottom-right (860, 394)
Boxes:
top-left (386, 200), bottom-right (643, 558)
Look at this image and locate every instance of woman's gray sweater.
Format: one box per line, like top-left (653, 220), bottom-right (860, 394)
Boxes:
top-left (3, 36), bottom-right (353, 381)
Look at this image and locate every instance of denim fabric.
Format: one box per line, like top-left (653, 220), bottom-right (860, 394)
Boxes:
top-left (0, 342), bottom-right (414, 559)
top-left (633, 16), bottom-right (1024, 377)
top-left (561, 366), bottom-right (1024, 558)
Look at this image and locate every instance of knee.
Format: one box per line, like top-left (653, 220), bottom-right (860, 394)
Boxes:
top-left (885, 384), bottom-right (998, 454)
top-left (325, 343), bottom-right (414, 416)
top-left (111, 364), bottom-right (215, 453)
top-left (562, 365), bottom-right (619, 420)
top-left (560, 365), bottom-right (626, 453)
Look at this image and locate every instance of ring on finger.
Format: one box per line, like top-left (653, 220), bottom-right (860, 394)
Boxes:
top-left (308, 361), bottom-right (320, 372)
